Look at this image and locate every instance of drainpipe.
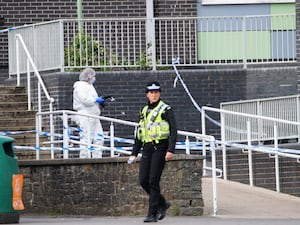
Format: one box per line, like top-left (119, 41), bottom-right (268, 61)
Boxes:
top-left (77, 0), bottom-right (83, 34)
top-left (146, 0), bottom-right (156, 70)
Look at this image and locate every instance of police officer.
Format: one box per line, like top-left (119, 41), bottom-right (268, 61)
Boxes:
top-left (128, 81), bottom-right (177, 222)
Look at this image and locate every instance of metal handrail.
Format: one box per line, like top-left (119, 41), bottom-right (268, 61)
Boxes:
top-left (6, 13), bottom-right (296, 74)
top-left (15, 34), bottom-right (55, 110)
top-left (15, 33), bottom-right (55, 155)
top-left (220, 94), bottom-right (300, 143)
top-left (201, 106), bottom-right (300, 194)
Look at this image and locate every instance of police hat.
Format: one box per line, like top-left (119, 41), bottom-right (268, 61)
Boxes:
top-left (146, 81), bottom-right (161, 92)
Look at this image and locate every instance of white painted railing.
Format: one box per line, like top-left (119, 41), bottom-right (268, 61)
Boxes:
top-left (15, 34), bottom-right (55, 144)
top-left (6, 14), bottom-right (296, 73)
top-left (201, 106), bottom-right (300, 193)
top-left (220, 94), bottom-right (300, 143)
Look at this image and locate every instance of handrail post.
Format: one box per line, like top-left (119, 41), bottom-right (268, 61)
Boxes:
top-left (185, 136), bottom-right (190, 155)
top-left (59, 20), bottom-right (65, 72)
top-left (220, 112), bottom-right (227, 180)
top-left (210, 140), bottom-right (217, 216)
top-left (27, 59), bottom-right (31, 111)
top-left (87, 117), bottom-right (91, 158)
top-left (38, 83), bottom-right (42, 131)
top-left (274, 123), bottom-right (280, 193)
top-left (16, 35), bottom-right (20, 86)
top-left (49, 103), bottom-right (54, 159)
top-left (62, 111), bottom-right (69, 159)
top-left (35, 114), bottom-right (40, 160)
top-left (110, 122), bottom-right (115, 157)
top-left (201, 108), bottom-right (207, 176)
top-left (247, 120), bottom-right (253, 187)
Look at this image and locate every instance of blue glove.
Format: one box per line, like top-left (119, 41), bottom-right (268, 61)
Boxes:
top-left (96, 96), bottom-right (105, 104)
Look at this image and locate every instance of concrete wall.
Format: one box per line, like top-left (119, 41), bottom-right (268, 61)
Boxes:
top-left (19, 155), bottom-right (203, 216)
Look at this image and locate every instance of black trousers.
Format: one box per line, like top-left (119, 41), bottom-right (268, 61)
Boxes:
top-left (139, 141), bottom-right (168, 216)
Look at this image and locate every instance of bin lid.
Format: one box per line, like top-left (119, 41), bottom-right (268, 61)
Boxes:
top-left (0, 136), bottom-right (15, 144)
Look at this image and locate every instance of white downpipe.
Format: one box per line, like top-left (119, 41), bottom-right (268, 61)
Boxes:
top-left (247, 120), bottom-right (253, 187)
top-left (221, 112), bottom-right (227, 180)
top-left (62, 111), bottom-right (69, 159)
top-left (146, 0), bottom-right (156, 70)
top-left (274, 123), bottom-right (280, 192)
top-left (110, 122), bottom-right (115, 157)
top-left (211, 140), bottom-right (218, 216)
top-left (27, 59), bottom-right (31, 111)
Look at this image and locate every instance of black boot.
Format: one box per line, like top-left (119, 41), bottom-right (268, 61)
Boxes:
top-left (157, 202), bottom-right (171, 220)
top-left (143, 215), bottom-right (157, 223)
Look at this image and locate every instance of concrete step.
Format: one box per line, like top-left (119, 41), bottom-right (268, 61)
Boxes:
top-left (0, 86), bottom-right (27, 94)
top-left (0, 126), bottom-right (36, 132)
top-left (14, 150), bottom-right (51, 160)
top-left (0, 118), bottom-right (35, 128)
top-left (0, 102), bottom-right (28, 111)
top-left (0, 110), bottom-right (36, 119)
top-left (0, 85), bottom-right (44, 151)
top-left (0, 93), bottom-right (27, 102)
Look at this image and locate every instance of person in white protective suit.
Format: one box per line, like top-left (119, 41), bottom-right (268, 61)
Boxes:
top-left (73, 68), bottom-right (105, 158)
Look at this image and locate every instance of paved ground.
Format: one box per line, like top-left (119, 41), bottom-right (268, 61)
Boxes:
top-left (18, 177), bottom-right (300, 225)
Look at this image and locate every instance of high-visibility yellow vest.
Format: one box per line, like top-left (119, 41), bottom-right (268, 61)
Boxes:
top-left (137, 101), bottom-right (170, 143)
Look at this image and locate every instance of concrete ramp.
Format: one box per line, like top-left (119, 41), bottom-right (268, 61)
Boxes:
top-left (202, 177), bottom-right (300, 219)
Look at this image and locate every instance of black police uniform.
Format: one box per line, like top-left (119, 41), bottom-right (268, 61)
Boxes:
top-left (131, 99), bottom-right (177, 221)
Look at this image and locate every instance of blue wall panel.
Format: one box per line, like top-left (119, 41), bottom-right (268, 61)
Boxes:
top-left (271, 31), bottom-right (296, 59)
top-left (197, 1), bottom-right (270, 17)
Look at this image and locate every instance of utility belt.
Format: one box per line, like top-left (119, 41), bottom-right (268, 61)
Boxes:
top-left (142, 139), bottom-right (168, 146)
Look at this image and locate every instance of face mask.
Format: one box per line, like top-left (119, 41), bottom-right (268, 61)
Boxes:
top-left (90, 77), bottom-right (96, 84)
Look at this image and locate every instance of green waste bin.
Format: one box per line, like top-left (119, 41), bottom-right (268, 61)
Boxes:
top-left (0, 136), bottom-right (22, 224)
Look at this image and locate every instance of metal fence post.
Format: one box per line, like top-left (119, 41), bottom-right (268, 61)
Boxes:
top-left (63, 111), bottom-right (69, 159)
top-left (210, 140), bottom-right (218, 216)
top-left (247, 120), bottom-right (253, 186)
top-left (221, 112), bottom-right (227, 180)
top-left (242, 16), bottom-right (247, 69)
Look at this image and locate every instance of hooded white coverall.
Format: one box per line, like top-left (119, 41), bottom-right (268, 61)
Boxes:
top-left (73, 81), bottom-right (104, 158)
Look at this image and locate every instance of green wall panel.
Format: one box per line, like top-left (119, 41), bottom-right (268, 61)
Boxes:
top-left (270, 3), bottom-right (295, 30)
top-left (198, 31), bottom-right (271, 61)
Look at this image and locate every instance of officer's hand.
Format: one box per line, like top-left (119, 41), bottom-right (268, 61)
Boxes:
top-left (127, 156), bottom-right (137, 164)
top-left (165, 152), bottom-right (174, 161)
top-left (96, 96), bottom-right (105, 104)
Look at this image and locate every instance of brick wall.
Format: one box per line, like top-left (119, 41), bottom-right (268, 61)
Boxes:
top-left (4, 67), bottom-right (297, 141)
top-left (19, 155), bottom-right (203, 216)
